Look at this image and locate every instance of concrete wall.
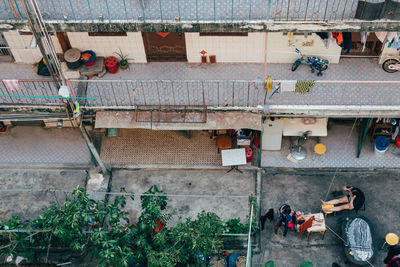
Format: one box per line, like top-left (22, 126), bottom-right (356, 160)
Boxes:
top-left (266, 32), bottom-right (342, 64)
top-left (3, 31), bottom-right (62, 63)
top-left (66, 32), bottom-right (147, 63)
top-left (378, 42), bottom-right (400, 64)
top-left (185, 33), bottom-right (265, 63)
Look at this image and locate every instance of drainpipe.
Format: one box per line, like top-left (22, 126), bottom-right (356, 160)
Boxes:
top-left (78, 121), bottom-right (108, 175)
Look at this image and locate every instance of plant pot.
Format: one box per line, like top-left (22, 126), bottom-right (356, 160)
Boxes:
top-left (105, 56), bottom-right (118, 73)
top-left (119, 60), bottom-right (129, 70)
top-left (81, 50), bottom-right (96, 67)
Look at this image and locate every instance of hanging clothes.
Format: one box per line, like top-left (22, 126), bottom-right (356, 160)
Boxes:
top-left (332, 32), bottom-right (343, 45)
top-left (361, 32), bottom-right (369, 52)
top-left (316, 32), bottom-right (328, 40)
top-left (374, 32), bottom-right (388, 43)
top-left (316, 32), bottom-right (330, 49)
top-left (388, 32), bottom-right (400, 49)
top-left (341, 32), bottom-right (352, 53)
top-left (295, 80), bottom-right (315, 94)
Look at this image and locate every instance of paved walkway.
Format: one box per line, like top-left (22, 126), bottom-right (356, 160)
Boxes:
top-left (0, 126), bottom-right (92, 165)
top-left (1, 58), bottom-right (399, 107)
top-left (261, 123), bottom-right (400, 169)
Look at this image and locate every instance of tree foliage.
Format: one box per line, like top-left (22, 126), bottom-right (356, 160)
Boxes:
top-left (0, 186), bottom-right (256, 266)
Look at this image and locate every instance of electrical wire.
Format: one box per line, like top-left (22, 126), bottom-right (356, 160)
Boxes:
top-left (0, 188), bottom-right (250, 199)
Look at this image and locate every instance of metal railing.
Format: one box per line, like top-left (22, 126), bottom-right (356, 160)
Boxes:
top-left (2, 78), bottom-right (400, 110)
top-left (0, 79), bottom-right (63, 107)
top-left (1, 0), bottom-right (395, 22)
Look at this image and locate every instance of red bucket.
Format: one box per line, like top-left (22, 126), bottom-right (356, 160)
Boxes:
top-left (245, 147), bottom-right (253, 163)
top-left (105, 56), bottom-right (118, 73)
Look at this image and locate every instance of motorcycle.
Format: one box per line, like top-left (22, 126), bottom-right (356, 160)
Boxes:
top-left (291, 48), bottom-right (329, 76)
top-left (382, 56), bottom-right (400, 73)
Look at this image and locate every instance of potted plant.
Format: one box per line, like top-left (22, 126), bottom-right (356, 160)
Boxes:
top-left (114, 48), bottom-right (132, 70)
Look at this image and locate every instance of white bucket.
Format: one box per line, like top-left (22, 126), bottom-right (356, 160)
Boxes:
top-left (374, 145), bottom-right (389, 156)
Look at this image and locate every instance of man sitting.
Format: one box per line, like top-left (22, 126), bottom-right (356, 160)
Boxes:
top-left (321, 186), bottom-right (365, 213)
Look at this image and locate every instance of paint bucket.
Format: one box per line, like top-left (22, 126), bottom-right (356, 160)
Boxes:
top-left (375, 136), bottom-right (390, 155)
top-left (64, 48), bottom-right (81, 69)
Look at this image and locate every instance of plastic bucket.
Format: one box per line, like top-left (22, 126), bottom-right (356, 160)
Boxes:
top-left (81, 50), bottom-right (96, 67)
top-left (105, 56), bottom-right (118, 73)
top-left (375, 136), bottom-right (390, 155)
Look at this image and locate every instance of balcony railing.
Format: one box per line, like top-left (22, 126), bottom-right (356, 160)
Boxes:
top-left (2, 79), bottom-right (400, 111)
top-left (1, 0), bottom-right (399, 23)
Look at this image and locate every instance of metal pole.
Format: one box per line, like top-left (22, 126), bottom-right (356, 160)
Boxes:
top-left (246, 204), bottom-right (254, 267)
top-left (79, 121), bottom-right (108, 174)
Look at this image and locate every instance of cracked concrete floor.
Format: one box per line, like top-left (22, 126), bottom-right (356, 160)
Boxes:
top-left (253, 170), bottom-right (400, 267)
top-left (110, 169), bottom-right (257, 227)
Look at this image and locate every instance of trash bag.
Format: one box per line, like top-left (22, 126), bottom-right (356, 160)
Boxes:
top-left (37, 58), bottom-right (50, 76)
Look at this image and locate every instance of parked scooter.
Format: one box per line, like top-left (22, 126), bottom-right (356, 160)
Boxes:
top-left (382, 56), bottom-right (400, 73)
top-left (291, 48), bottom-right (329, 76)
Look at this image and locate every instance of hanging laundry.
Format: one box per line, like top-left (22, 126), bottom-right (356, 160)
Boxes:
top-left (287, 32), bottom-right (294, 40)
top-left (295, 80), bottom-right (315, 94)
top-left (341, 32), bottom-right (352, 54)
top-left (3, 79), bottom-right (21, 91)
top-left (332, 32), bottom-right (343, 45)
top-left (361, 32), bottom-right (369, 52)
top-left (374, 32), bottom-right (388, 43)
top-left (388, 32), bottom-right (400, 50)
top-left (280, 80), bottom-right (296, 92)
top-left (316, 32), bottom-right (328, 40)
top-left (316, 32), bottom-right (330, 49)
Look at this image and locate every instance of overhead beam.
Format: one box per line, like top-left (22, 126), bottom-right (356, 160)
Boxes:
top-left (2, 19), bottom-right (400, 32)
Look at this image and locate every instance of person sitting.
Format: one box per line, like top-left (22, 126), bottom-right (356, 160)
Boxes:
top-left (274, 204), bottom-right (299, 236)
top-left (321, 186), bottom-right (365, 213)
top-left (385, 244), bottom-right (400, 267)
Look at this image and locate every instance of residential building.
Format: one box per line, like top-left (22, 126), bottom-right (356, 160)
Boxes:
top-left (0, 0), bottom-right (400, 168)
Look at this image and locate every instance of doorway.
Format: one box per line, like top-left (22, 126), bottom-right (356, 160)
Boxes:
top-left (341, 32), bottom-right (382, 57)
top-left (142, 32), bottom-right (187, 62)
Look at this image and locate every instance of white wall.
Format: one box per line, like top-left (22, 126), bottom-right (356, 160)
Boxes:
top-left (266, 32), bottom-right (342, 64)
top-left (185, 33), bottom-right (265, 63)
top-left (67, 32), bottom-right (147, 63)
top-left (378, 42), bottom-right (399, 64)
top-left (3, 31), bottom-right (62, 63)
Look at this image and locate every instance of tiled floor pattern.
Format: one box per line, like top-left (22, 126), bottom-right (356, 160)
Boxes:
top-left (100, 129), bottom-right (222, 165)
top-left (261, 124), bottom-right (400, 168)
top-left (1, 58), bottom-right (399, 107)
top-left (1, 0), bottom-right (358, 21)
top-left (0, 126), bottom-right (92, 164)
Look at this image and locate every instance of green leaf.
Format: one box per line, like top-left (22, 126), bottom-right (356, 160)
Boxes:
top-left (265, 260), bottom-right (274, 267)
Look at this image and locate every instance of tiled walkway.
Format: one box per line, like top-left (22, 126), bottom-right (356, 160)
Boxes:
top-left (0, 126), bottom-right (92, 165)
top-left (101, 129), bottom-right (222, 165)
top-left (261, 124), bottom-right (400, 168)
top-left (1, 58), bottom-right (399, 107)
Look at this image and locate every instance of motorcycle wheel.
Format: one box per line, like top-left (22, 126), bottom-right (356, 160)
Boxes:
top-left (291, 62), bottom-right (300, 71)
top-left (321, 64), bottom-right (328, 71)
top-left (382, 59), bottom-right (399, 73)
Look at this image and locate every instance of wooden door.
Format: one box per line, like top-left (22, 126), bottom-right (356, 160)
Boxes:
top-left (142, 32), bottom-right (187, 62)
